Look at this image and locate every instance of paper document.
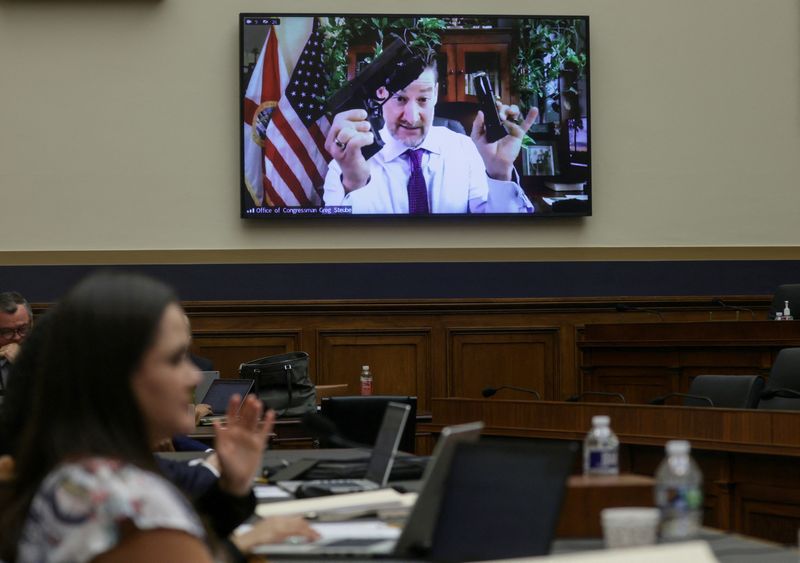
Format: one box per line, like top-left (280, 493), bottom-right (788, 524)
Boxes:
top-left (481, 540), bottom-right (717, 562)
top-left (311, 520), bottom-right (402, 541)
top-left (254, 488), bottom-right (417, 520)
top-left (543, 194), bottom-right (589, 206)
top-left (254, 485), bottom-right (292, 499)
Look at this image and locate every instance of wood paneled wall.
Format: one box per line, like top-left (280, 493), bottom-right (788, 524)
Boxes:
top-left (186, 296), bottom-right (772, 412)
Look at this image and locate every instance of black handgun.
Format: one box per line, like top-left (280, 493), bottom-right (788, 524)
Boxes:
top-left (472, 72), bottom-right (508, 143)
top-left (327, 34), bottom-right (426, 160)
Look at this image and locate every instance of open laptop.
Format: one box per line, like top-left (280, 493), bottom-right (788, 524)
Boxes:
top-left (277, 402), bottom-right (411, 496)
top-left (429, 440), bottom-right (578, 562)
top-left (195, 370), bottom-right (220, 404)
top-left (252, 421), bottom-right (485, 558)
top-left (197, 378), bottom-right (255, 424)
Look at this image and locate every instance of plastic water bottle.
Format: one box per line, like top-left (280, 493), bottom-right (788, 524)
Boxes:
top-left (783, 301), bottom-right (793, 321)
top-left (583, 415), bottom-right (619, 475)
top-left (655, 440), bottom-right (703, 539)
top-left (359, 365), bottom-right (373, 396)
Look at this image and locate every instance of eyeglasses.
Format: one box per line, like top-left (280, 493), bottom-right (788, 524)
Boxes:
top-left (0, 324), bottom-right (30, 339)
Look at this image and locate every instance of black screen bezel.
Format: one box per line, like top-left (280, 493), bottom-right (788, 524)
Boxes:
top-left (239, 13), bottom-right (592, 221)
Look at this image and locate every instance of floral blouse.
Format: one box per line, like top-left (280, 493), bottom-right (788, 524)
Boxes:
top-left (17, 457), bottom-right (205, 563)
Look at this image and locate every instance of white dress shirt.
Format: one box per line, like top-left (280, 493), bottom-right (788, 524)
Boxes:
top-left (323, 126), bottom-right (533, 214)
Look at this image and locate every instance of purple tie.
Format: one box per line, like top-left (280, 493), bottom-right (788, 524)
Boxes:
top-left (405, 148), bottom-right (429, 214)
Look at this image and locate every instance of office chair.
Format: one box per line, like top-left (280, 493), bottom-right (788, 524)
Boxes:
top-left (683, 375), bottom-right (765, 408)
top-left (370, 115), bottom-right (467, 136)
top-left (758, 348), bottom-right (800, 411)
top-left (320, 395), bottom-right (417, 453)
top-left (565, 391), bottom-right (626, 403)
top-left (769, 284), bottom-right (800, 319)
top-left (432, 116), bottom-right (467, 135)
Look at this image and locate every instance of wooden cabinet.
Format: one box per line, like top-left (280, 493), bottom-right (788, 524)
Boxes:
top-left (346, 30), bottom-right (511, 104)
top-left (436, 32), bottom-right (511, 104)
top-left (579, 321), bottom-right (800, 404)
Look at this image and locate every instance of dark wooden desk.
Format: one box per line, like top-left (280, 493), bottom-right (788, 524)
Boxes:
top-left (190, 417), bottom-right (313, 449)
top-left (579, 320), bottom-right (800, 404)
top-left (422, 398), bottom-right (800, 545)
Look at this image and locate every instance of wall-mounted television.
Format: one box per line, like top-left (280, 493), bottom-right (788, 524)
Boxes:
top-left (240, 14), bottom-right (591, 218)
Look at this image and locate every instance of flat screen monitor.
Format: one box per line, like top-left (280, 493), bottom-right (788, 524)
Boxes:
top-left (240, 14), bottom-right (591, 218)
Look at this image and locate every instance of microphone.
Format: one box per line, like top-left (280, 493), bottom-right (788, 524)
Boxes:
top-left (300, 412), bottom-right (370, 449)
top-left (649, 392), bottom-right (714, 407)
top-left (565, 391), bottom-right (626, 403)
top-left (760, 388), bottom-right (800, 400)
top-left (482, 385), bottom-right (541, 400)
top-left (614, 303), bottom-right (664, 321)
top-left (711, 298), bottom-right (755, 320)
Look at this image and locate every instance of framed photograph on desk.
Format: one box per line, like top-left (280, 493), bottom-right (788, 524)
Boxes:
top-left (521, 141), bottom-right (560, 176)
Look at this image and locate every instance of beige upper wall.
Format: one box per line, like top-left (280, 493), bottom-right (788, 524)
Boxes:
top-left (0, 0), bottom-right (798, 255)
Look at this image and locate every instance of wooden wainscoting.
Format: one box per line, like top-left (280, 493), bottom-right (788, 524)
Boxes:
top-left (184, 296), bottom-right (773, 412)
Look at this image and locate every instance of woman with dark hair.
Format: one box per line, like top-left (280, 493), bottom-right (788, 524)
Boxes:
top-left (0, 272), bottom-right (310, 562)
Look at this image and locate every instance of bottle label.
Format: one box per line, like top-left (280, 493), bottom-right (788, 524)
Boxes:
top-left (587, 448), bottom-right (618, 473)
top-left (360, 378), bottom-right (373, 396)
top-left (656, 485), bottom-right (703, 538)
top-left (656, 485), bottom-right (703, 511)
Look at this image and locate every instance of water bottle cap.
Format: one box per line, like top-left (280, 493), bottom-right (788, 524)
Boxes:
top-left (666, 440), bottom-right (691, 454)
top-left (592, 415), bottom-right (610, 426)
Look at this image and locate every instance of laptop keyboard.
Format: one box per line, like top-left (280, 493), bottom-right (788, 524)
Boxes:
top-left (325, 538), bottom-right (387, 547)
top-left (307, 479), bottom-right (380, 494)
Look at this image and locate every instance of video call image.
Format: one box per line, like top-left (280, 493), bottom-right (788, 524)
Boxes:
top-left (240, 15), bottom-right (591, 218)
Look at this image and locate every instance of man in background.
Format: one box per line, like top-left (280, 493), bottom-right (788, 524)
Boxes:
top-left (0, 292), bottom-right (32, 396)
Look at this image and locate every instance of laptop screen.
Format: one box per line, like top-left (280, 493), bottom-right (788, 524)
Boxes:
top-left (363, 402), bottom-right (411, 486)
top-left (195, 371), bottom-right (220, 404)
top-left (429, 440), bottom-right (577, 562)
top-left (200, 378), bottom-right (254, 415)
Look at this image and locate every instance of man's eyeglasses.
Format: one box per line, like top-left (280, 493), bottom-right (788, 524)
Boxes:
top-left (0, 324), bottom-right (30, 339)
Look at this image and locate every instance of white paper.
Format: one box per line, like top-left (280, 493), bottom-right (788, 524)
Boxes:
top-left (310, 520), bottom-right (401, 541)
top-left (254, 488), bottom-right (417, 519)
top-left (254, 484), bottom-right (292, 499)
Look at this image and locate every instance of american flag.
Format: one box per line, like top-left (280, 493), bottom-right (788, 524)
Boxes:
top-left (243, 18), bottom-right (331, 207)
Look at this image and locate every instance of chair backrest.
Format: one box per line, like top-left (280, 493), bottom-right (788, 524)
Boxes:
top-left (371, 115), bottom-right (467, 136)
top-left (759, 348), bottom-right (800, 410)
top-left (432, 116), bottom-right (467, 135)
top-left (769, 284), bottom-right (800, 319)
top-left (320, 395), bottom-right (417, 453)
top-left (685, 375), bottom-right (765, 409)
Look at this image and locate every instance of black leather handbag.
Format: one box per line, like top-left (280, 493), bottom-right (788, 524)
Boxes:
top-left (239, 351), bottom-right (316, 417)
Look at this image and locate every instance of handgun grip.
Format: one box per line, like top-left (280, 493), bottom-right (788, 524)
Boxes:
top-left (361, 114), bottom-right (385, 161)
top-left (473, 73), bottom-right (508, 144)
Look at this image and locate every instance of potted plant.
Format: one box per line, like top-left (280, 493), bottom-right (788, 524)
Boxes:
top-left (511, 18), bottom-right (587, 178)
top-left (510, 18), bottom-right (587, 120)
top-left (320, 17), bottom-right (447, 94)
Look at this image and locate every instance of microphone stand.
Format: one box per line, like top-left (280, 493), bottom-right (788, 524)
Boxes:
top-left (482, 385), bottom-right (541, 400)
top-left (709, 299), bottom-right (755, 321)
top-left (615, 304), bottom-right (664, 321)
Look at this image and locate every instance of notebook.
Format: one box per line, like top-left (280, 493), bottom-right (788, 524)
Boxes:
top-left (195, 370), bottom-right (220, 404)
top-left (277, 402), bottom-right (411, 496)
top-left (253, 420), bottom-right (485, 557)
top-left (198, 378), bottom-right (255, 422)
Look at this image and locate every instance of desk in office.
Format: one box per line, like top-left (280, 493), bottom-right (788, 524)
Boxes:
top-left (421, 398), bottom-right (800, 545)
top-left (154, 450), bottom-right (799, 562)
top-left (263, 530), bottom-right (799, 563)
top-left (579, 320), bottom-right (800, 404)
top-left (551, 529), bottom-right (799, 563)
top-left (189, 416), bottom-right (312, 448)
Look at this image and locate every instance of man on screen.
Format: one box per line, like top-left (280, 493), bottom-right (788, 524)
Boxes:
top-left (322, 64), bottom-right (537, 214)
